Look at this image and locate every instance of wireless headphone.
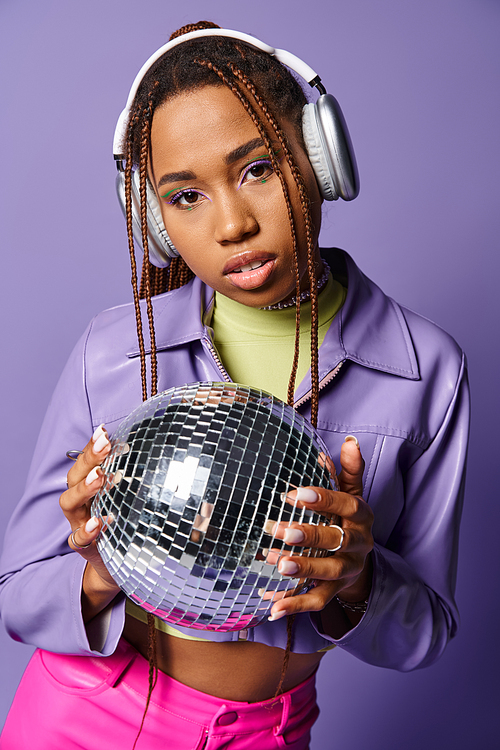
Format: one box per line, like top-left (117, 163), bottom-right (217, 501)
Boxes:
top-left (113, 28), bottom-right (359, 268)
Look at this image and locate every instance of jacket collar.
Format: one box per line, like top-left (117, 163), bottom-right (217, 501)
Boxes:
top-left (318, 248), bottom-right (420, 380)
top-left (127, 248), bottom-right (419, 384)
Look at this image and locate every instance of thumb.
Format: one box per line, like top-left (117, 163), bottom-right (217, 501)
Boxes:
top-left (338, 436), bottom-right (364, 496)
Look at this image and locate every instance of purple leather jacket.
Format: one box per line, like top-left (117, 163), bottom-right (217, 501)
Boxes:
top-left (0, 249), bottom-right (469, 670)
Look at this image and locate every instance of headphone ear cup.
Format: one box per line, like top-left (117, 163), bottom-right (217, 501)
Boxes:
top-left (115, 170), bottom-right (179, 268)
top-left (302, 94), bottom-right (359, 202)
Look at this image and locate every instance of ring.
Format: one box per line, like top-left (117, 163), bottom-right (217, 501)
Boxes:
top-left (70, 530), bottom-right (92, 550)
top-left (328, 524), bottom-right (344, 553)
top-left (66, 450), bottom-right (83, 461)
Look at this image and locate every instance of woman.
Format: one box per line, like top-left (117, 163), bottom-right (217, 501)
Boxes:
top-left (0, 22), bottom-right (469, 749)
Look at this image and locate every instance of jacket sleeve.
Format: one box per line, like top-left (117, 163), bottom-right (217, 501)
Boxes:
top-left (0, 322), bottom-right (126, 656)
top-left (311, 352), bottom-right (470, 671)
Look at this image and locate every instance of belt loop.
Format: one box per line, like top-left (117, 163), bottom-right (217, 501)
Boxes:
top-left (274, 694), bottom-right (291, 737)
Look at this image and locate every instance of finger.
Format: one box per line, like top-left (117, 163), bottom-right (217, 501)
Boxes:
top-left (275, 552), bottom-right (354, 582)
top-left (66, 424), bottom-right (111, 490)
top-left (266, 521), bottom-right (358, 554)
top-left (68, 516), bottom-right (101, 552)
top-left (268, 580), bottom-right (339, 620)
top-left (284, 487), bottom-right (372, 526)
top-left (67, 519), bottom-right (119, 592)
top-left (338, 436), bottom-right (364, 496)
top-left (259, 580), bottom-right (309, 601)
top-left (317, 452), bottom-right (338, 486)
top-left (60, 466), bottom-right (105, 528)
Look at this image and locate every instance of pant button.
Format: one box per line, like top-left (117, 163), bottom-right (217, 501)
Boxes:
top-left (216, 711), bottom-right (238, 726)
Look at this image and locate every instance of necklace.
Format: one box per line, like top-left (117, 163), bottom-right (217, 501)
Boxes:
top-left (261, 260), bottom-right (331, 311)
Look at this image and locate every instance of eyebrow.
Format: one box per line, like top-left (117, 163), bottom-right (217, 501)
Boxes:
top-left (158, 170), bottom-right (196, 188)
top-left (225, 138), bottom-right (265, 165)
top-left (156, 138), bottom-right (267, 189)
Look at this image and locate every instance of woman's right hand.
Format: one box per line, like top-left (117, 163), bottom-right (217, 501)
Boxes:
top-left (59, 425), bottom-right (121, 621)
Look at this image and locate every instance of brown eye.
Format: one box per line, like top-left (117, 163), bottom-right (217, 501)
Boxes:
top-left (239, 158), bottom-right (274, 188)
top-left (183, 191), bottom-right (199, 204)
top-left (249, 164), bottom-right (266, 178)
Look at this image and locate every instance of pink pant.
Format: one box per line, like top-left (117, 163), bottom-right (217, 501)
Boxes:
top-left (1, 640), bottom-right (318, 749)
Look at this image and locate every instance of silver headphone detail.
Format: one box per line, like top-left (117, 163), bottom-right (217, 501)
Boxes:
top-left (114, 28), bottom-right (359, 268)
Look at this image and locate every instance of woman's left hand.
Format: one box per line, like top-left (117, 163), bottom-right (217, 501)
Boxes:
top-left (265, 437), bottom-right (374, 622)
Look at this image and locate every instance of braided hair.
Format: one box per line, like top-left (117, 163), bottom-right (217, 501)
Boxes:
top-left (124, 21), bottom-right (323, 743)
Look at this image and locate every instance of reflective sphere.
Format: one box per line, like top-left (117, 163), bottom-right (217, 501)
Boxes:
top-left (92, 382), bottom-right (336, 632)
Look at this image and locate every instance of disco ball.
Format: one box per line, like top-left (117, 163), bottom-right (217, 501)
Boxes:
top-left (92, 382), bottom-right (338, 632)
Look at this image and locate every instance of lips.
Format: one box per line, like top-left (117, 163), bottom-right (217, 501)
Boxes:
top-left (232, 260), bottom-right (266, 273)
top-left (223, 252), bottom-right (275, 276)
top-left (224, 254), bottom-right (276, 291)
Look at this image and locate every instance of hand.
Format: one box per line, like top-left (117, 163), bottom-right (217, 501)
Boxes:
top-left (265, 436), bottom-right (374, 623)
top-left (59, 425), bottom-right (121, 620)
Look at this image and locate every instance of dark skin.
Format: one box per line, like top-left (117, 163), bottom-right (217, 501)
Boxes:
top-left (59, 84), bottom-right (374, 700)
top-left (61, 431), bottom-right (373, 701)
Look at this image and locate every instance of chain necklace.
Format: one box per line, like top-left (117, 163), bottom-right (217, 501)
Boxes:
top-left (261, 260), bottom-right (331, 311)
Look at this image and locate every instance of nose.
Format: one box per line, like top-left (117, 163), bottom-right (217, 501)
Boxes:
top-left (213, 194), bottom-right (259, 245)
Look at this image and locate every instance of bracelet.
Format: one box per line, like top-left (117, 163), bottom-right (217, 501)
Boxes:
top-left (336, 596), bottom-right (369, 613)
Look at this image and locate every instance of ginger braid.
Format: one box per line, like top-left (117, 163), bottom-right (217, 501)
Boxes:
top-left (125, 93), bottom-right (160, 750)
top-left (139, 259), bottom-right (193, 297)
top-left (227, 63), bottom-right (320, 426)
top-left (124, 106), bottom-right (149, 403)
top-left (194, 58), bottom-right (304, 413)
top-left (138, 84), bottom-right (159, 398)
top-left (124, 22), bottom-right (324, 721)
top-left (193, 58), bottom-right (320, 696)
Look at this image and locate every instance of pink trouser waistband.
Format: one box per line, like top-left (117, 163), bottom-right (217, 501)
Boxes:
top-left (1, 640), bottom-right (319, 749)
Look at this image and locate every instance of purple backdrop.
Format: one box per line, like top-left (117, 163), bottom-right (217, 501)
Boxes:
top-left (1, 0), bottom-right (499, 746)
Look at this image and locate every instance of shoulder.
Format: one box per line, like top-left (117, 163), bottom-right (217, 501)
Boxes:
top-left (84, 276), bottom-right (206, 357)
top-left (72, 278), bottom-right (208, 431)
top-left (319, 248), bottom-right (467, 447)
top-left (324, 246), bottom-right (465, 380)
top-left (398, 303), bottom-right (465, 380)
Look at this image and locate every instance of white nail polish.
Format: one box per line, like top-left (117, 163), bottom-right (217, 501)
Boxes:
top-left (344, 435), bottom-right (359, 447)
top-left (284, 527), bottom-right (305, 545)
top-left (264, 519), bottom-right (277, 535)
top-left (85, 517), bottom-right (99, 533)
top-left (295, 488), bottom-right (318, 503)
top-left (268, 610), bottom-right (287, 622)
top-left (92, 424), bottom-right (106, 443)
top-left (93, 432), bottom-right (110, 453)
top-left (279, 560), bottom-right (300, 575)
top-left (85, 467), bottom-right (100, 485)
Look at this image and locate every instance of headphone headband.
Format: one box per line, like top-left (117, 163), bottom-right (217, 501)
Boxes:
top-left (113, 28), bottom-right (324, 159)
top-left (114, 26), bottom-right (359, 267)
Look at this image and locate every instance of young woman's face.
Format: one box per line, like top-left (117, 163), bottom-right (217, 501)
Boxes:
top-left (150, 84), bottom-right (323, 308)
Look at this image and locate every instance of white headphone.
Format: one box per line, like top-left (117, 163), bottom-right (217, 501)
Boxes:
top-left (114, 28), bottom-right (359, 268)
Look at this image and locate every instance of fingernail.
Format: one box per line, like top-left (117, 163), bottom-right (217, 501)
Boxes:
top-left (284, 528), bottom-right (305, 544)
top-left (279, 560), bottom-right (299, 576)
top-left (264, 520), bottom-right (277, 535)
top-left (344, 435), bottom-right (359, 448)
top-left (85, 467), bottom-right (100, 485)
top-left (93, 432), bottom-right (110, 454)
top-left (92, 424), bottom-right (106, 443)
top-left (258, 588), bottom-right (266, 596)
top-left (268, 610), bottom-right (287, 622)
top-left (296, 488), bottom-right (318, 503)
top-left (85, 516), bottom-right (99, 533)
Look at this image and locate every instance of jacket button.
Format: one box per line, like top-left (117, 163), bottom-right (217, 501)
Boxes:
top-left (216, 711), bottom-right (238, 726)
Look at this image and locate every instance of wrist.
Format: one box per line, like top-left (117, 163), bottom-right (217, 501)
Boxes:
top-left (337, 552), bottom-right (373, 603)
top-left (82, 563), bottom-right (120, 622)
